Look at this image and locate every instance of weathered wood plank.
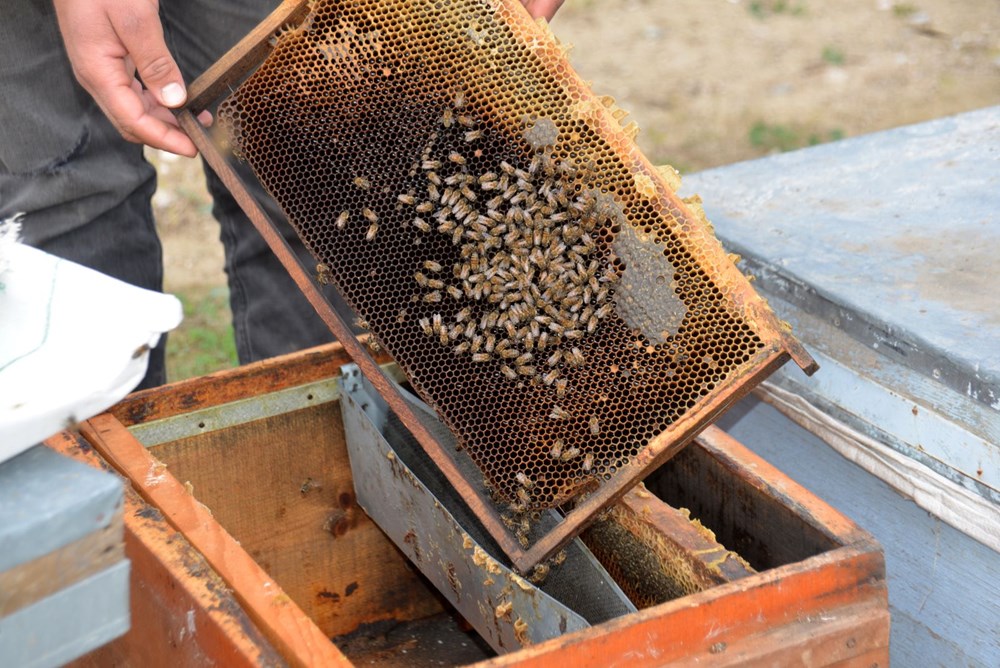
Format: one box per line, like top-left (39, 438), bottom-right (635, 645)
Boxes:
top-left (477, 546), bottom-right (886, 667)
top-left (110, 342), bottom-right (354, 426)
top-left (0, 515), bottom-right (123, 617)
top-left (185, 0), bottom-right (311, 112)
top-left (46, 430), bottom-right (286, 668)
top-left (150, 401), bottom-right (444, 638)
top-left (78, 415), bottom-right (353, 668)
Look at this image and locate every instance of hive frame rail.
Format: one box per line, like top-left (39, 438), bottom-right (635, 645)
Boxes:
top-left (177, 0), bottom-right (816, 573)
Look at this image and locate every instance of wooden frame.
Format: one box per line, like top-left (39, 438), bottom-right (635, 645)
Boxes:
top-left (174, 0), bottom-right (817, 573)
top-left (58, 343), bottom-right (886, 666)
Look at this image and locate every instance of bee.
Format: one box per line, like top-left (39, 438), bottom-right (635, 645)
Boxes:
top-left (487, 195), bottom-right (504, 210)
top-left (398, 193), bottom-right (415, 205)
top-left (515, 472), bottom-right (534, 489)
top-left (416, 201), bottom-right (434, 214)
top-left (529, 563), bottom-right (549, 584)
top-left (422, 159), bottom-right (441, 170)
top-left (457, 114), bottom-right (475, 127)
top-left (426, 171), bottom-right (442, 186)
top-left (500, 161), bottom-right (516, 175)
top-left (516, 487), bottom-right (531, 505)
top-left (414, 271), bottom-right (429, 287)
top-left (499, 347), bottom-right (518, 359)
top-left (564, 329), bottom-right (584, 340)
top-left (518, 532), bottom-right (530, 548)
top-left (582, 453), bottom-right (594, 472)
top-left (441, 108), bottom-right (454, 127)
top-left (335, 210), bottom-right (350, 229)
top-left (460, 186), bottom-right (477, 201)
top-left (484, 333), bottom-right (497, 352)
top-left (448, 323), bottom-right (464, 340)
top-left (316, 263), bottom-right (333, 285)
top-left (464, 129), bottom-right (482, 142)
top-left (516, 365), bottom-right (535, 376)
top-left (365, 222), bottom-right (378, 241)
top-left (427, 183), bottom-right (440, 201)
top-left (432, 312), bottom-right (442, 331)
top-left (549, 440), bottom-right (564, 459)
top-left (470, 334), bottom-right (483, 353)
top-left (412, 217), bottom-right (431, 233)
top-left (437, 219), bottom-right (457, 233)
top-left (452, 227), bottom-right (463, 245)
top-left (568, 347), bottom-right (585, 366)
top-left (542, 369), bottom-right (559, 385)
top-left (448, 151), bottom-right (466, 165)
top-left (514, 352), bottom-right (533, 366)
top-left (362, 208), bottom-right (378, 224)
top-left (555, 378), bottom-right (568, 397)
top-left (549, 405), bottom-right (570, 420)
top-left (424, 290), bottom-right (442, 303)
top-left (455, 307), bottom-right (472, 322)
top-left (426, 278), bottom-right (444, 290)
top-left (453, 90), bottom-right (466, 109)
top-left (439, 327), bottom-right (449, 345)
top-left (560, 446), bottom-right (581, 462)
top-left (589, 416), bottom-right (600, 436)
top-left (419, 317), bottom-right (433, 336)
top-left (353, 176), bottom-right (371, 190)
top-left (447, 285), bottom-right (463, 300)
top-left (500, 364), bottom-right (517, 380)
top-left (472, 352), bottom-right (491, 363)
top-left (453, 341), bottom-right (470, 355)
top-left (587, 314), bottom-right (600, 333)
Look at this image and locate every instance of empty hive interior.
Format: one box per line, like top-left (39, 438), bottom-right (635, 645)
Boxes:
top-left (216, 0), bottom-right (797, 524)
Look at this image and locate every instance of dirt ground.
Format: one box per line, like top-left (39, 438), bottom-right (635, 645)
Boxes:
top-left (153, 0), bottom-right (1000, 376)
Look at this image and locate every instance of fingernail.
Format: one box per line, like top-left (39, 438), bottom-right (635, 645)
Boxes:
top-left (161, 83), bottom-right (186, 107)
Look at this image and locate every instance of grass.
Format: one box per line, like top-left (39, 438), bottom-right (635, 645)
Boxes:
top-left (748, 1), bottom-right (807, 18)
top-left (821, 46), bottom-right (845, 66)
top-left (166, 286), bottom-right (238, 381)
top-left (748, 121), bottom-right (845, 153)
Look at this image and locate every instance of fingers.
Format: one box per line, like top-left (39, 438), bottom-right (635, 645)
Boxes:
top-left (522, 0), bottom-right (567, 21)
top-left (110, 2), bottom-right (187, 109)
top-left (51, 0), bottom-right (199, 156)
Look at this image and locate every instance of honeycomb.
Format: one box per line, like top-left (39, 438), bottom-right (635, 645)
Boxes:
top-left (216, 0), bottom-right (792, 521)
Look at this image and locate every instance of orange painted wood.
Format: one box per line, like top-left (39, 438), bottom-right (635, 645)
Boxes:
top-left (111, 342), bottom-right (354, 426)
top-left (148, 401), bottom-right (444, 637)
top-left (695, 424), bottom-right (866, 545)
top-left (476, 545), bottom-right (886, 666)
top-left (77, 416), bottom-right (352, 668)
top-left (46, 431), bottom-right (285, 668)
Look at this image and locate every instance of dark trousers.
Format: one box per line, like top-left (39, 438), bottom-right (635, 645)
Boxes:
top-left (0, 0), bottom-right (336, 389)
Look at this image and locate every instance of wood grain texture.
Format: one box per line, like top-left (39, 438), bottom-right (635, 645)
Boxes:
top-left (111, 343), bottom-right (354, 426)
top-left (185, 0), bottom-right (311, 112)
top-left (78, 415), bottom-right (353, 668)
top-left (46, 431), bottom-right (286, 668)
top-left (149, 401), bottom-right (444, 638)
top-left (477, 546), bottom-right (887, 667)
top-left (0, 513), bottom-right (123, 617)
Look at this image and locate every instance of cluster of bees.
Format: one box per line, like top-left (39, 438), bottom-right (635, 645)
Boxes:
top-left (393, 97), bottom-right (623, 537)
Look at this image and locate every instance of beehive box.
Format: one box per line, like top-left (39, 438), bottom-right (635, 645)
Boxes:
top-left (51, 344), bottom-right (888, 667)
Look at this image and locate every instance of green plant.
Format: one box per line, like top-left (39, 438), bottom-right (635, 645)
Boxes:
top-left (749, 122), bottom-right (845, 153)
top-left (748, 0), bottom-right (807, 18)
top-left (821, 46), bottom-right (845, 65)
top-left (166, 286), bottom-right (238, 381)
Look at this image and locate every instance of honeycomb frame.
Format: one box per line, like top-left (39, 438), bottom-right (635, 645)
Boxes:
top-left (178, 0), bottom-right (816, 572)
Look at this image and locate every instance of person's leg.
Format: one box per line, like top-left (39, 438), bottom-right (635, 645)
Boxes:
top-left (161, 0), bottom-right (339, 364)
top-left (0, 2), bottom-right (166, 388)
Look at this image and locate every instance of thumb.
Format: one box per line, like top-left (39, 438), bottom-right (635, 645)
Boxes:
top-left (111, 4), bottom-right (187, 108)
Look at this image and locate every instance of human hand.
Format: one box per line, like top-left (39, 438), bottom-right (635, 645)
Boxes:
top-left (52, 0), bottom-right (210, 157)
top-left (521, 0), bottom-right (567, 21)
